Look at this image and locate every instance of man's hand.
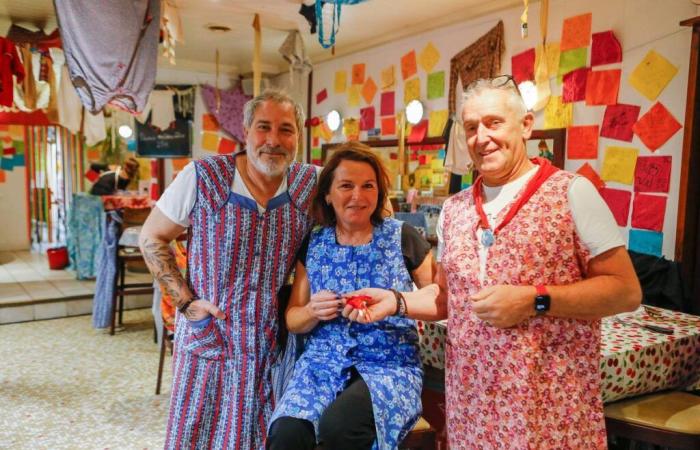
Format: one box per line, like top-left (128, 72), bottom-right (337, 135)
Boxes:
top-left (184, 299), bottom-right (226, 322)
top-left (470, 285), bottom-right (536, 328)
top-left (306, 290), bottom-right (343, 322)
top-left (342, 288), bottom-right (396, 324)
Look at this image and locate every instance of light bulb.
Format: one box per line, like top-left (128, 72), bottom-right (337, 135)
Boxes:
top-left (118, 125), bottom-right (133, 139)
top-left (326, 110), bottom-right (341, 131)
top-left (405, 100), bottom-right (423, 125)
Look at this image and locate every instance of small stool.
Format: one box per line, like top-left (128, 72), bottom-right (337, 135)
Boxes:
top-left (399, 416), bottom-right (436, 450)
top-left (604, 391), bottom-right (700, 449)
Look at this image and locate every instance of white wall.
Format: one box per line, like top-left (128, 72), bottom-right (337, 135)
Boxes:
top-left (311, 0), bottom-right (699, 259)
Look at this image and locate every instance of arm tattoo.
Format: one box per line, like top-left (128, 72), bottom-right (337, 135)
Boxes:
top-left (141, 237), bottom-right (193, 311)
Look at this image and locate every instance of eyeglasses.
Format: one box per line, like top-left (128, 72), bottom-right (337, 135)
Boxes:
top-left (466, 74), bottom-right (523, 99)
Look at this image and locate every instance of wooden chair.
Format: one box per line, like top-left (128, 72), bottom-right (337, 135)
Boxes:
top-left (604, 391), bottom-right (700, 449)
top-left (156, 324), bottom-right (173, 395)
top-left (110, 207), bottom-right (154, 335)
top-left (399, 417), bottom-right (437, 450)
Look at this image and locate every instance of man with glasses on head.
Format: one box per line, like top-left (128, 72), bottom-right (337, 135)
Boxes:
top-left (434, 75), bottom-right (642, 448)
top-left (139, 89), bottom-right (318, 449)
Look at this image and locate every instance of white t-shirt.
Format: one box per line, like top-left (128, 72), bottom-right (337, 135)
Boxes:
top-left (156, 161), bottom-right (322, 227)
top-left (436, 167), bottom-right (625, 283)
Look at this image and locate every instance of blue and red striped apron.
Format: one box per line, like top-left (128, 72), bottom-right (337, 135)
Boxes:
top-left (164, 154), bottom-right (316, 449)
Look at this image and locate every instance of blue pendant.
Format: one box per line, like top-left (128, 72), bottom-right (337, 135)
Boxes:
top-left (481, 229), bottom-right (495, 247)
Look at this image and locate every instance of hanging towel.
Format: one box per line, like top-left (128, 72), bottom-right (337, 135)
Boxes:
top-left (149, 89), bottom-right (175, 130)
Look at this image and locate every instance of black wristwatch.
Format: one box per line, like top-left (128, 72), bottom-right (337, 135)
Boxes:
top-left (534, 285), bottom-right (550, 316)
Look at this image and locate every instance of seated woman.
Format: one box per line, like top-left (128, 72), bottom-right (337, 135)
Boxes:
top-left (267, 142), bottom-right (435, 450)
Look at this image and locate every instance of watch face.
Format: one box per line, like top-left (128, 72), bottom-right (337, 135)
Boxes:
top-left (535, 295), bottom-right (550, 313)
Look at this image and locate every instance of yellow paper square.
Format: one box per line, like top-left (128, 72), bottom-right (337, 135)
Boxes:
top-left (381, 65), bottom-right (395, 91)
top-left (334, 71), bottom-right (347, 94)
top-left (343, 118), bottom-right (359, 140)
top-left (201, 132), bottom-right (219, 152)
top-left (537, 42), bottom-right (560, 78)
top-left (428, 110), bottom-right (448, 137)
top-left (404, 78), bottom-right (420, 105)
top-left (8, 125), bottom-right (23, 140)
top-left (430, 158), bottom-right (443, 170)
top-left (348, 85), bottom-right (361, 107)
top-left (362, 77), bottom-right (378, 104)
top-left (629, 50), bottom-right (678, 101)
top-left (543, 96), bottom-right (572, 129)
top-left (418, 42), bottom-right (440, 73)
top-left (600, 147), bottom-right (639, 185)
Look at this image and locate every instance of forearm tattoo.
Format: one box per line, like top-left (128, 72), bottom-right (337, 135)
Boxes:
top-left (141, 237), bottom-right (193, 314)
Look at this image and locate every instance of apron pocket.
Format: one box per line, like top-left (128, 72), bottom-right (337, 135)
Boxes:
top-left (184, 318), bottom-right (223, 360)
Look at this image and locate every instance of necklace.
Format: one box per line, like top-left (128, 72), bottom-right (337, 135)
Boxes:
top-left (473, 157), bottom-right (559, 248)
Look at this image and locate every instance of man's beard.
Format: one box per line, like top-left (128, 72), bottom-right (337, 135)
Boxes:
top-left (247, 146), bottom-right (293, 177)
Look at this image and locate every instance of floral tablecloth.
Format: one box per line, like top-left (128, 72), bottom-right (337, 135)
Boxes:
top-left (417, 306), bottom-right (700, 403)
top-left (101, 194), bottom-right (152, 211)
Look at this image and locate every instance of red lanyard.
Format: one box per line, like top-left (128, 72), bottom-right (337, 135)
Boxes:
top-left (472, 157), bottom-right (559, 239)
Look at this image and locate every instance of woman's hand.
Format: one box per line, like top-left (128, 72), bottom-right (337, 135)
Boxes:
top-left (342, 288), bottom-right (396, 324)
top-left (305, 289), bottom-right (344, 322)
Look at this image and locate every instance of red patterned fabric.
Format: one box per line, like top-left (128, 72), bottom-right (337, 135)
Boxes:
top-left (440, 170), bottom-right (606, 449)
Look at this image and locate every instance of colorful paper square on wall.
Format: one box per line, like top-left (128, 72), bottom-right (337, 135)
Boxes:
top-left (352, 63), bottom-right (365, 84)
top-left (632, 102), bottom-right (682, 151)
top-left (560, 12), bottom-right (592, 51)
top-left (585, 69), bottom-right (621, 105)
top-left (316, 88), bottom-right (328, 104)
top-left (634, 156), bottom-right (671, 193)
top-left (381, 116), bottom-right (396, 136)
top-left (599, 188), bottom-right (632, 226)
top-left (629, 229), bottom-right (663, 257)
top-left (567, 125), bottom-right (599, 159)
top-left (404, 78), bottom-right (420, 105)
top-left (601, 146), bottom-right (638, 185)
top-left (591, 31), bottom-right (622, 66)
top-left (201, 132), bottom-right (219, 152)
top-left (427, 71), bottom-right (445, 100)
top-left (543, 96), bottom-right (572, 129)
top-left (418, 42), bottom-right (440, 73)
top-left (360, 107), bottom-right (375, 131)
top-left (562, 68), bottom-right (589, 103)
top-left (348, 84), bottom-right (361, 107)
top-left (601, 104), bottom-right (641, 142)
top-left (202, 114), bottom-right (219, 132)
top-left (380, 92), bottom-right (395, 116)
top-left (381, 65), bottom-right (395, 91)
top-left (362, 77), bottom-right (378, 104)
top-left (631, 193), bottom-right (667, 232)
top-left (428, 110), bottom-right (448, 137)
top-left (511, 48), bottom-right (536, 84)
top-left (218, 137), bottom-right (237, 154)
top-left (558, 48), bottom-right (588, 79)
top-left (576, 162), bottom-right (605, 189)
top-left (343, 118), bottom-right (359, 140)
top-left (401, 50), bottom-right (418, 80)
top-left (629, 50), bottom-right (678, 101)
top-left (335, 71), bottom-right (347, 93)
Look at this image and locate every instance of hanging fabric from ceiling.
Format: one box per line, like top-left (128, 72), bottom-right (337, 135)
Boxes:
top-left (447, 20), bottom-right (504, 115)
top-left (200, 83), bottom-right (251, 144)
top-left (54, 0), bottom-right (160, 114)
top-left (279, 30), bottom-right (312, 87)
top-left (315, 0), bottom-right (369, 49)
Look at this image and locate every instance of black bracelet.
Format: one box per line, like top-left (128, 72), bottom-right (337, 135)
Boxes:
top-left (178, 298), bottom-right (196, 314)
top-left (391, 289), bottom-right (406, 317)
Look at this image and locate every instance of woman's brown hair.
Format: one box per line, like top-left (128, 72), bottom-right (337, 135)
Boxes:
top-left (312, 141), bottom-right (391, 227)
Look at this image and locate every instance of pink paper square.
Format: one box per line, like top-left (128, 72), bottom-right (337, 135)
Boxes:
top-left (599, 188), bottom-right (632, 226)
top-left (631, 193), bottom-right (667, 232)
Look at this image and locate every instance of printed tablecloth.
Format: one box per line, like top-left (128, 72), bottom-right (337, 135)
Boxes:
top-left (101, 194), bottom-right (152, 211)
top-left (418, 306), bottom-right (700, 402)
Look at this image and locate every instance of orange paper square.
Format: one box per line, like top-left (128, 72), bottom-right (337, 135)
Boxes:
top-left (0, 169), bottom-right (5, 183)
top-left (352, 63), bottom-right (365, 85)
top-left (561, 13), bottom-right (592, 51)
top-left (585, 69), bottom-right (621, 106)
top-left (171, 158), bottom-right (190, 171)
top-left (362, 77), bottom-right (378, 104)
top-left (202, 114), bottom-right (219, 132)
top-left (401, 50), bottom-right (417, 80)
top-left (218, 137), bottom-right (237, 154)
top-left (381, 117), bottom-right (396, 136)
top-left (567, 125), bottom-right (599, 159)
top-left (632, 102), bottom-right (682, 152)
top-left (576, 162), bottom-right (605, 190)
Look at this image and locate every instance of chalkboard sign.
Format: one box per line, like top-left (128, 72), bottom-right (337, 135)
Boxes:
top-left (136, 117), bottom-right (192, 158)
top-left (136, 86), bottom-right (194, 158)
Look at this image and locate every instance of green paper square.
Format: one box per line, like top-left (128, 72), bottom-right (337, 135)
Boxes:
top-left (558, 47), bottom-right (588, 77)
top-left (311, 147), bottom-right (322, 159)
top-left (12, 140), bottom-right (23, 154)
top-left (427, 71), bottom-right (445, 100)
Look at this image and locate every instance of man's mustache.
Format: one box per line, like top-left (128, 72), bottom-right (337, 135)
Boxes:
top-left (257, 146), bottom-right (287, 155)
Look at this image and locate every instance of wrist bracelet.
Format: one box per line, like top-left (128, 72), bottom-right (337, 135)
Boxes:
top-left (391, 289), bottom-right (407, 317)
top-left (178, 298), bottom-right (196, 314)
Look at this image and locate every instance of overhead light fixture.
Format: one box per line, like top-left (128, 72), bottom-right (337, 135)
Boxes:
top-left (326, 109), bottom-right (341, 131)
top-left (118, 125), bottom-right (133, 139)
top-left (405, 100), bottom-right (424, 125)
top-left (518, 80), bottom-right (537, 111)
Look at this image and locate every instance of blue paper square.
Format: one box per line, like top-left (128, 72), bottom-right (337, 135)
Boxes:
top-left (0, 157), bottom-right (13, 171)
top-left (12, 154), bottom-right (24, 166)
top-left (628, 229), bottom-right (663, 257)
top-left (437, 149), bottom-right (446, 159)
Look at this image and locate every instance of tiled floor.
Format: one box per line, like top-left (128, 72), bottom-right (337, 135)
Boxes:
top-left (0, 250), bottom-right (153, 324)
